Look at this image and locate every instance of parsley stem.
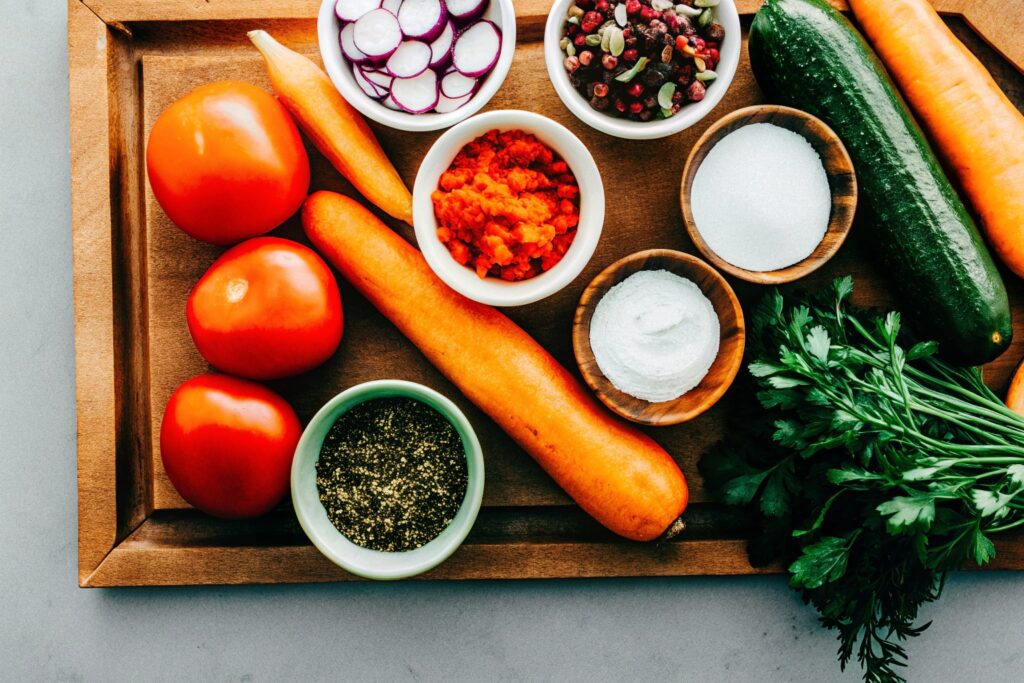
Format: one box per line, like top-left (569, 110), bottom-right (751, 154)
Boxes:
top-left (987, 517), bottom-right (1024, 534)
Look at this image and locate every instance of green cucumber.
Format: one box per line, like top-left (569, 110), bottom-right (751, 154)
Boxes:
top-left (749, 0), bottom-right (1011, 365)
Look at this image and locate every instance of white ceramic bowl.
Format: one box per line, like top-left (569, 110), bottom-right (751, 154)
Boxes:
top-left (317, 0), bottom-right (517, 132)
top-left (543, 0), bottom-right (741, 140)
top-left (413, 110), bottom-right (605, 307)
top-left (292, 380), bottom-right (484, 580)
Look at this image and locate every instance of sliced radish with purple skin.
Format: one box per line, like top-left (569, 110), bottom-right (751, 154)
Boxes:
top-left (397, 0), bottom-right (447, 42)
top-left (361, 67), bottom-right (394, 90)
top-left (340, 22), bottom-right (370, 63)
top-left (385, 40), bottom-right (432, 78)
top-left (335, 0), bottom-right (382, 23)
top-left (440, 70), bottom-right (476, 98)
top-left (353, 9), bottom-right (403, 60)
top-left (382, 94), bottom-right (402, 110)
top-left (390, 69), bottom-right (439, 113)
top-left (434, 92), bottom-right (472, 113)
top-left (452, 20), bottom-right (501, 77)
top-left (382, 0), bottom-right (403, 13)
top-left (353, 66), bottom-right (387, 99)
top-left (444, 0), bottom-right (487, 22)
top-left (428, 21), bottom-right (455, 69)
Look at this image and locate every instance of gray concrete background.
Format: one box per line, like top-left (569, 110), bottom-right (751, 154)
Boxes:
top-left (3, 1), bottom-right (1022, 680)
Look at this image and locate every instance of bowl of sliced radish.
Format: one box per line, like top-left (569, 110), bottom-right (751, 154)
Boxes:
top-left (318, 0), bottom-right (515, 132)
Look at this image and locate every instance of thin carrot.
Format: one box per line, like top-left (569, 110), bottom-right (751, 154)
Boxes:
top-left (849, 0), bottom-right (1024, 277)
top-left (302, 190), bottom-right (689, 542)
top-left (248, 30), bottom-right (413, 225)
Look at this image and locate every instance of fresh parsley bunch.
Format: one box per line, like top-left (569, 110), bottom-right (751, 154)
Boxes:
top-left (701, 277), bottom-right (1024, 683)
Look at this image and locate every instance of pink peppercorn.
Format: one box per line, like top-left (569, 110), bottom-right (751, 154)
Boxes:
top-left (625, 0), bottom-right (641, 15)
top-left (629, 101), bottom-right (643, 115)
top-left (581, 10), bottom-right (603, 32)
top-left (626, 82), bottom-right (644, 98)
top-left (602, 53), bottom-right (618, 70)
top-left (687, 81), bottom-right (706, 102)
top-left (623, 48), bottom-right (639, 62)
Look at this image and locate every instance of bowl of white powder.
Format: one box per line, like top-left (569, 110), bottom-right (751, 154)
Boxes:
top-left (680, 105), bottom-right (857, 285)
top-left (572, 249), bottom-right (745, 426)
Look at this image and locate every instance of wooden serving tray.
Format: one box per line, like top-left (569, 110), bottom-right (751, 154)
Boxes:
top-left (70, 0), bottom-right (1024, 586)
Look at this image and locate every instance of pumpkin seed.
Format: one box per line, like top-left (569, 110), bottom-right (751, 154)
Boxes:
top-left (657, 82), bottom-right (677, 109)
top-left (661, 107), bottom-right (675, 119)
top-left (694, 0), bottom-right (719, 7)
top-left (676, 4), bottom-right (701, 16)
top-left (560, 37), bottom-right (570, 50)
top-left (600, 29), bottom-right (611, 52)
top-left (567, 15), bottom-right (580, 24)
top-left (566, 42), bottom-right (577, 57)
top-left (652, 0), bottom-right (674, 10)
top-left (698, 7), bottom-right (714, 28)
top-left (694, 56), bottom-right (706, 72)
top-left (696, 69), bottom-right (717, 83)
top-left (568, 4), bottom-right (584, 18)
top-left (614, 2), bottom-right (627, 27)
top-left (609, 27), bottom-right (625, 57)
top-left (585, 33), bottom-right (602, 46)
top-left (614, 56), bottom-right (649, 82)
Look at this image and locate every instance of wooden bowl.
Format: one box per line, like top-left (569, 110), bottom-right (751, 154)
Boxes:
top-left (680, 104), bottom-right (857, 285)
top-left (572, 250), bottom-right (745, 426)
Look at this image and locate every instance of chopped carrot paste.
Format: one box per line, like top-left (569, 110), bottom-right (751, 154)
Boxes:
top-left (431, 129), bottom-right (581, 281)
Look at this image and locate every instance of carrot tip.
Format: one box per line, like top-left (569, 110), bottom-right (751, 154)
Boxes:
top-left (662, 517), bottom-right (686, 540)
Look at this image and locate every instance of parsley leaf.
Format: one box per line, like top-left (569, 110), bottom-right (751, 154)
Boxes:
top-left (789, 535), bottom-right (854, 590)
top-left (877, 496), bottom-right (936, 534)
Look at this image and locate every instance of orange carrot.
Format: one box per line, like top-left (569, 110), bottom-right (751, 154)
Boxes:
top-left (302, 191), bottom-right (689, 541)
top-left (248, 30), bottom-right (413, 225)
top-left (849, 0), bottom-right (1024, 277)
top-left (1007, 362), bottom-right (1024, 415)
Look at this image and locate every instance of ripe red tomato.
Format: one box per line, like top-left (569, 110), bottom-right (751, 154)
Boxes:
top-left (160, 374), bottom-right (301, 519)
top-left (146, 81), bottom-right (310, 245)
top-left (187, 237), bottom-right (343, 380)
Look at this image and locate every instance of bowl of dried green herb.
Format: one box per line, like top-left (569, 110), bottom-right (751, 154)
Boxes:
top-left (291, 379), bottom-right (484, 580)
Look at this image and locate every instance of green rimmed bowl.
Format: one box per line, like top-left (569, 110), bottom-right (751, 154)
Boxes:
top-left (291, 380), bottom-right (484, 580)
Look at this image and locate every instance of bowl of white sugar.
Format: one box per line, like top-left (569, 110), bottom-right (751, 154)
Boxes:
top-left (680, 105), bottom-right (857, 285)
top-left (572, 249), bottom-right (745, 426)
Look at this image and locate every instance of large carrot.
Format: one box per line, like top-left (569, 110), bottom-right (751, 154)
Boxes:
top-left (303, 191), bottom-right (689, 541)
top-left (248, 30), bottom-right (413, 225)
top-left (849, 0), bottom-right (1024, 277)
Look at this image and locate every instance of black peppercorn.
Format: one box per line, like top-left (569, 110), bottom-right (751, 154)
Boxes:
top-left (642, 67), bottom-right (666, 87)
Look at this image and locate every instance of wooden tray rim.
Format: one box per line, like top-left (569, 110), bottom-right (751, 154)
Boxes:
top-left (69, 0), bottom-right (1024, 587)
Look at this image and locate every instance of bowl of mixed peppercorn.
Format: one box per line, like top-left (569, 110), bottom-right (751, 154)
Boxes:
top-left (545, 0), bottom-right (740, 139)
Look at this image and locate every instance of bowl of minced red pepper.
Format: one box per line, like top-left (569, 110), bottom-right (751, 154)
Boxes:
top-left (413, 109), bottom-right (605, 306)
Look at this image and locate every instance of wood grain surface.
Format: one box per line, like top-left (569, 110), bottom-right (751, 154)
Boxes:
top-left (680, 105), bottom-right (857, 285)
top-left (572, 250), bottom-right (745, 426)
top-left (71, 0), bottom-right (1024, 585)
